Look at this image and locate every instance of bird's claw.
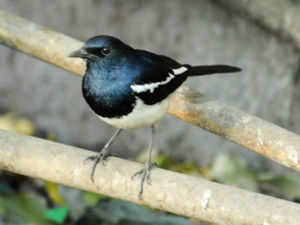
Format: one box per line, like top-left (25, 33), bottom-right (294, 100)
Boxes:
top-left (85, 152), bottom-right (109, 163)
top-left (85, 154), bottom-right (98, 162)
top-left (132, 162), bottom-right (156, 199)
top-left (85, 152), bottom-right (109, 182)
top-left (85, 151), bottom-right (120, 162)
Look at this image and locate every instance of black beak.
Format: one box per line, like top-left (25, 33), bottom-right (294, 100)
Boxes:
top-left (69, 48), bottom-right (88, 58)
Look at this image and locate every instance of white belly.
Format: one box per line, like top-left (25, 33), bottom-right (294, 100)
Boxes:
top-left (98, 97), bottom-right (169, 129)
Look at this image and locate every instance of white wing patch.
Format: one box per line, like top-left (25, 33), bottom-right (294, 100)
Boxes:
top-left (172, 66), bottom-right (188, 75)
top-left (131, 66), bottom-right (188, 94)
top-left (131, 73), bottom-right (175, 93)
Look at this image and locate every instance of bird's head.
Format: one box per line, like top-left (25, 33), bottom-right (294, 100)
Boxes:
top-left (69, 35), bottom-right (132, 63)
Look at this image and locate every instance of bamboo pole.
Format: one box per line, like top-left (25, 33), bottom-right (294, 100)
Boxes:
top-left (0, 10), bottom-right (299, 172)
top-left (1, 129), bottom-right (300, 225)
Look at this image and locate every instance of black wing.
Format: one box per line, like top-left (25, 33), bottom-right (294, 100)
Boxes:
top-left (131, 50), bottom-right (188, 105)
top-left (130, 50), bottom-right (241, 105)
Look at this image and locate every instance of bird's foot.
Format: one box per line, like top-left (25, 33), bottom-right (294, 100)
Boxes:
top-left (85, 151), bottom-right (113, 182)
top-left (85, 128), bottom-right (122, 183)
top-left (132, 162), bottom-right (156, 199)
top-left (86, 151), bottom-right (119, 163)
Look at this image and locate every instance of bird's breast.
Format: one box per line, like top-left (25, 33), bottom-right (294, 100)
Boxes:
top-left (82, 70), bottom-right (136, 118)
top-left (98, 97), bottom-right (169, 129)
top-left (82, 60), bottom-right (169, 129)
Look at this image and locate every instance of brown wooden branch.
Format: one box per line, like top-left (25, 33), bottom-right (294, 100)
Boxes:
top-left (0, 10), bottom-right (299, 172)
top-left (168, 88), bottom-right (300, 171)
top-left (1, 129), bottom-right (300, 225)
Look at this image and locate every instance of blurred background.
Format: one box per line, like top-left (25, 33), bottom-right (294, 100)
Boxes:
top-left (0, 1), bottom-right (299, 225)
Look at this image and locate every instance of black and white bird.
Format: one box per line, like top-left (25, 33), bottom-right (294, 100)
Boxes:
top-left (70, 35), bottom-right (241, 198)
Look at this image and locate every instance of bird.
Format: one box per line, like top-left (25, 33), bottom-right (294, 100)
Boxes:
top-left (69, 35), bottom-right (241, 199)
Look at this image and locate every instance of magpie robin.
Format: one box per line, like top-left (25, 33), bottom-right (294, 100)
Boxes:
top-left (70, 35), bottom-right (241, 198)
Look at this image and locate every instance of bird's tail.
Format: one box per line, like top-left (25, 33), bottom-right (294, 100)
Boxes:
top-left (185, 64), bottom-right (241, 76)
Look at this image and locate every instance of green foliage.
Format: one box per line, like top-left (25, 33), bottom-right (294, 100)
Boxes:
top-left (154, 152), bottom-right (300, 201)
top-left (0, 193), bottom-right (50, 225)
top-left (211, 153), bottom-right (259, 191)
top-left (155, 153), bottom-right (211, 178)
top-left (45, 181), bottom-right (66, 206)
top-left (83, 191), bottom-right (106, 206)
top-left (45, 207), bottom-right (69, 224)
top-left (258, 173), bottom-right (300, 200)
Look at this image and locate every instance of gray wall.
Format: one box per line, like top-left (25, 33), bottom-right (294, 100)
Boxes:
top-left (0, 0), bottom-right (299, 169)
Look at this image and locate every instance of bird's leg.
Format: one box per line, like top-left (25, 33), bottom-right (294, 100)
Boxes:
top-left (132, 125), bottom-right (156, 199)
top-left (87, 128), bottom-right (122, 182)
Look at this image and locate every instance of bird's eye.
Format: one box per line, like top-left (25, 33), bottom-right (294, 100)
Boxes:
top-left (101, 47), bottom-right (111, 56)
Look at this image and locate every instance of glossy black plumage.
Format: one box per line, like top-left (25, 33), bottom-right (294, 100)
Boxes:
top-left (73, 35), bottom-right (241, 119)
